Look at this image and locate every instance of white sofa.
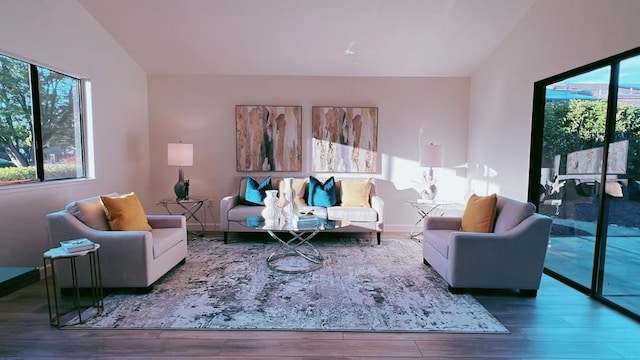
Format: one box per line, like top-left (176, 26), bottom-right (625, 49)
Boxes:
top-left (220, 177), bottom-right (384, 244)
top-left (46, 195), bottom-right (188, 290)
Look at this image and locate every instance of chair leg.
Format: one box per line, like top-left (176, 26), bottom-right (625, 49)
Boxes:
top-left (376, 232), bottom-right (381, 245)
top-left (224, 232), bottom-right (228, 244)
top-left (423, 258), bottom-right (431, 267)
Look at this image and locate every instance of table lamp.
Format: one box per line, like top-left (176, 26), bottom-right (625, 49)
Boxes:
top-left (419, 143), bottom-right (444, 200)
top-left (168, 142), bottom-right (193, 200)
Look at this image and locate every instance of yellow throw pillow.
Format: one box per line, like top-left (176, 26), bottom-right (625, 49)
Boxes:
top-left (340, 180), bottom-right (372, 207)
top-left (278, 178), bottom-right (308, 207)
top-left (461, 193), bottom-right (497, 233)
top-left (100, 192), bottom-right (152, 231)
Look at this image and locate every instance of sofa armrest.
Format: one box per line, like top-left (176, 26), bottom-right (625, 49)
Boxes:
top-left (147, 214), bottom-right (186, 229)
top-left (446, 214), bottom-right (552, 287)
top-left (371, 195), bottom-right (384, 225)
top-left (219, 195), bottom-right (240, 231)
top-left (424, 216), bottom-right (462, 231)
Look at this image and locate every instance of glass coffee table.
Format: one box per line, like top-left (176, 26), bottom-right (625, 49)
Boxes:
top-left (241, 216), bottom-right (349, 273)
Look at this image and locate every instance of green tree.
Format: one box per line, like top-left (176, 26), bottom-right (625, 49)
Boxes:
top-left (0, 55), bottom-right (78, 167)
top-left (0, 56), bottom-right (33, 166)
top-left (543, 99), bottom-right (640, 177)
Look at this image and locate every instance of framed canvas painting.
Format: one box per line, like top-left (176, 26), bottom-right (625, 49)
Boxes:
top-left (236, 105), bottom-right (302, 172)
top-left (311, 106), bottom-right (378, 173)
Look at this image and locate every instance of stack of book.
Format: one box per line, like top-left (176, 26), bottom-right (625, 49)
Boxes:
top-left (293, 212), bottom-right (319, 228)
top-left (60, 238), bottom-right (95, 253)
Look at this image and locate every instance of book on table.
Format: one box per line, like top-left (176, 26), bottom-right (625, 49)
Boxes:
top-left (293, 211), bottom-right (320, 227)
top-left (60, 238), bottom-right (95, 253)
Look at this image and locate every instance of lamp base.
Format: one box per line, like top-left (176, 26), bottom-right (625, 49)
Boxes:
top-left (174, 168), bottom-right (189, 200)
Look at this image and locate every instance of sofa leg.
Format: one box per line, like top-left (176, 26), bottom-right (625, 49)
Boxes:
top-left (520, 289), bottom-right (538, 297)
top-left (376, 232), bottom-right (381, 245)
top-left (448, 286), bottom-right (465, 295)
top-left (178, 258), bottom-right (186, 266)
top-left (224, 232), bottom-right (228, 244)
top-left (423, 258), bottom-right (431, 267)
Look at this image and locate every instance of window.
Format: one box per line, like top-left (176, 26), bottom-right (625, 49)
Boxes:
top-left (0, 53), bottom-right (85, 186)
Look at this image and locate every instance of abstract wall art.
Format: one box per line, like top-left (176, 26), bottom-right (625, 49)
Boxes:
top-left (311, 106), bottom-right (378, 173)
top-left (236, 105), bottom-right (302, 172)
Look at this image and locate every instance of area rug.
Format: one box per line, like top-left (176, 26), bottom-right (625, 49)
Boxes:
top-left (72, 236), bottom-right (508, 333)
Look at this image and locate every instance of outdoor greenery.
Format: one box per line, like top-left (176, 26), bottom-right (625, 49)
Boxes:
top-left (0, 53), bottom-right (82, 182)
top-left (0, 163), bottom-right (77, 184)
top-left (543, 99), bottom-right (640, 176)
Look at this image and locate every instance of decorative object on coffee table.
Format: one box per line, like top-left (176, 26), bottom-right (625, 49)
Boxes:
top-left (167, 142), bottom-right (193, 200)
top-left (280, 178), bottom-right (298, 221)
top-left (260, 190), bottom-right (280, 224)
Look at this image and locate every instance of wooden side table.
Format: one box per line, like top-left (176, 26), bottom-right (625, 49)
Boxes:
top-left (43, 244), bottom-right (103, 328)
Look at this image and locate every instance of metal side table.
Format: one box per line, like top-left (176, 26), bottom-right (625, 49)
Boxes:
top-left (407, 200), bottom-right (454, 239)
top-left (43, 244), bottom-right (103, 328)
top-left (157, 196), bottom-right (208, 236)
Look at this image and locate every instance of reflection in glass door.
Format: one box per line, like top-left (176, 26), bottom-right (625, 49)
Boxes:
top-left (601, 56), bottom-right (640, 316)
top-left (532, 48), bottom-right (640, 320)
top-left (538, 67), bottom-right (610, 290)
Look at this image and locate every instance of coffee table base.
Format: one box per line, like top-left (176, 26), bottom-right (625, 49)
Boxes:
top-left (266, 230), bottom-right (324, 274)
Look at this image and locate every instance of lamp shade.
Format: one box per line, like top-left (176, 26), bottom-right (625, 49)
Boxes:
top-left (419, 143), bottom-right (444, 168)
top-left (168, 143), bottom-right (193, 166)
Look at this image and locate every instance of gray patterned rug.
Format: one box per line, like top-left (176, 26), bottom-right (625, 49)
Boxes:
top-left (73, 236), bottom-right (508, 333)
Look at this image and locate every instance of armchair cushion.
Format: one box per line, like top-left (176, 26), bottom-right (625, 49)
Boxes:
top-left (66, 194), bottom-right (113, 231)
top-left (100, 192), bottom-right (152, 231)
top-left (494, 196), bottom-right (535, 233)
top-left (461, 193), bottom-right (497, 233)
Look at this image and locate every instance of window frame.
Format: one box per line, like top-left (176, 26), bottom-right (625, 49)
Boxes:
top-left (0, 52), bottom-right (88, 186)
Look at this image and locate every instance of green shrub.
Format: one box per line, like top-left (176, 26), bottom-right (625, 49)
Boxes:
top-left (0, 163), bottom-right (80, 183)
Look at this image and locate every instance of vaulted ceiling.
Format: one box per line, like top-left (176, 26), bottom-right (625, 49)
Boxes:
top-left (79, 0), bottom-right (535, 77)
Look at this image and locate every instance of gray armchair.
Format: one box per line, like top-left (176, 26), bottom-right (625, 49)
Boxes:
top-left (46, 195), bottom-right (188, 290)
top-left (422, 195), bottom-right (552, 297)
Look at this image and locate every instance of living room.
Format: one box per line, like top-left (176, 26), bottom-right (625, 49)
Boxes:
top-left (2, 0), bottom-right (640, 358)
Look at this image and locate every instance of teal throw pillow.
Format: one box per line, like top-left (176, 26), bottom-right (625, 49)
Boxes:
top-left (308, 176), bottom-right (337, 207)
top-left (244, 176), bottom-right (272, 205)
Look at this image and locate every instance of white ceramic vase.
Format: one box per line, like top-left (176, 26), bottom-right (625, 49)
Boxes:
top-left (281, 178), bottom-right (298, 220)
top-left (261, 190), bottom-right (280, 223)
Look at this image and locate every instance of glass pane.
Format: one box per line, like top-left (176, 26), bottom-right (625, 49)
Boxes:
top-left (539, 66), bottom-right (611, 288)
top-left (37, 67), bottom-right (84, 180)
top-left (601, 55), bottom-right (640, 316)
top-left (0, 55), bottom-right (37, 184)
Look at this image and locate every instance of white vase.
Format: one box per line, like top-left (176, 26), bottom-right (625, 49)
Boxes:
top-left (281, 178), bottom-right (298, 220)
top-left (261, 190), bottom-right (280, 223)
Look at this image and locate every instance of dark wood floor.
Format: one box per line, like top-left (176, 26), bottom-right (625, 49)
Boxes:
top-left (1, 232), bottom-right (639, 359)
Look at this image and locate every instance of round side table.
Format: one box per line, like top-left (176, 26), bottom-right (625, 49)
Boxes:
top-left (43, 243), bottom-right (103, 328)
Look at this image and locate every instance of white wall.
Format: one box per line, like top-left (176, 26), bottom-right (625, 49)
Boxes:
top-left (148, 75), bottom-right (470, 231)
top-left (0, 0), bottom-right (149, 266)
top-left (468, 0), bottom-right (640, 200)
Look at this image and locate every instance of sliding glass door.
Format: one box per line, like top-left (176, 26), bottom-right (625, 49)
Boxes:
top-left (537, 67), bottom-right (609, 289)
top-left (600, 55), bottom-right (640, 315)
top-left (530, 48), bottom-right (640, 320)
